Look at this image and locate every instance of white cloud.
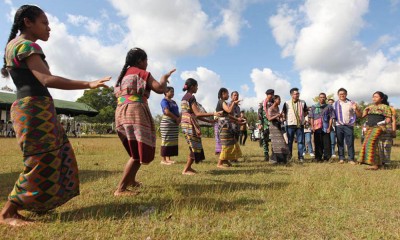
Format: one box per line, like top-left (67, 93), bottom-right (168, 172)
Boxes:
top-left (237, 68), bottom-right (292, 110)
top-left (109, 0), bottom-right (248, 59)
top-left (180, 67), bottom-right (223, 112)
top-left (268, 4), bottom-right (298, 57)
top-left (85, 19), bottom-right (101, 35)
top-left (67, 14), bottom-right (101, 35)
top-left (389, 44), bottom-right (400, 56)
top-left (240, 84), bottom-right (249, 93)
top-left (216, 0), bottom-right (249, 45)
top-left (67, 14), bottom-right (88, 26)
top-left (268, 0), bottom-right (400, 107)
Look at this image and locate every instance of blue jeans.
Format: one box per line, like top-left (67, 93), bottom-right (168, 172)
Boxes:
top-left (330, 130), bottom-right (336, 155)
top-left (304, 132), bottom-right (313, 154)
top-left (336, 125), bottom-right (355, 160)
top-left (287, 126), bottom-right (305, 159)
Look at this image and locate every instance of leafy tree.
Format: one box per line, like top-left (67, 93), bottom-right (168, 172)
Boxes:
top-left (312, 93), bottom-right (334, 103)
top-left (75, 87), bottom-right (117, 123)
top-left (243, 107), bottom-right (258, 127)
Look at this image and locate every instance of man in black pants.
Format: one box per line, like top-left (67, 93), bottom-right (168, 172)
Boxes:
top-left (309, 93), bottom-right (335, 161)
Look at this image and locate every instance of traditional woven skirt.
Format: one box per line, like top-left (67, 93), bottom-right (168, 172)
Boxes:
top-left (160, 115), bottom-right (179, 157)
top-left (9, 96), bottom-right (79, 212)
top-left (181, 114), bottom-right (205, 163)
top-left (358, 126), bottom-right (384, 165)
top-left (269, 122), bottom-right (289, 162)
top-left (214, 122), bottom-right (222, 155)
top-left (218, 118), bottom-right (242, 160)
top-left (115, 102), bottom-right (156, 164)
top-left (379, 127), bottom-right (393, 164)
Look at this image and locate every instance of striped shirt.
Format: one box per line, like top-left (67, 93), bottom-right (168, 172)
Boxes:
top-left (333, 99), bottom-right (357, 126)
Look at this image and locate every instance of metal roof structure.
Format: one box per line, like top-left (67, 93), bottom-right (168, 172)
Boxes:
top-left (0, 91), bottom-right (98, 117)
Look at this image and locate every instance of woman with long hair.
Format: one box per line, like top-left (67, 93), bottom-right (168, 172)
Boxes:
top-left (181, 78), bottom-right (221, 175)
top-left (0, 5), bottom-right (110, 226)
top-left (267, 95), bottom-right (290, 163)
top-left (114, 47), bottom-right (175, 195)
top-left (358, 91), bottom-right (392, 170)
top-left (216, 88), bottom-right (242, 168)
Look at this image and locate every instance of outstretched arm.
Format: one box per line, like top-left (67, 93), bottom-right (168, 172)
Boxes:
top-left (148, 69), bottom-right (176, 94)
top-left (27, 54), bottom-right (110, 89)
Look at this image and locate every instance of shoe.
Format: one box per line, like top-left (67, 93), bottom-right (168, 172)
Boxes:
top-left (303, 152), bottom-right (305, 156)
top-left (269, 160), bottom-right (278, 165)
top-left (349, 161), bottom-right (356, 165)
top-left (339, 160), bottom-right (345, 164)
top-left (332, 154), bottom-right (336, 158)
top-left (310, 153), bottom-right (315, 157)
top-left (299, 158), bottom-right (304, 163)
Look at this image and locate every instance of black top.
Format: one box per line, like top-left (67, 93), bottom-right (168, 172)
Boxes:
top-left (216, 100), bottom-right (229, 117)
top-left (10, 68), bottom-right (51, 99)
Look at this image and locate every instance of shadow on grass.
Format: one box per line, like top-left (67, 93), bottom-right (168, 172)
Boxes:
top-left (78, 170), bottom-right (121, 184)
top-left (0, 172), bottom-right (19, 197)
top-left (206, 167), bottom-right (274, 175)
top-left (45, 196), bottom-right (266, 222)
top-left (0, 170), bottom-right (120, 198)
top-left (174, 180), bottom-right (290, 196)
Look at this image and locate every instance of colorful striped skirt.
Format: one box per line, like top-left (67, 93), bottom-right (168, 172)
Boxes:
top-left (160, 115), bottom-right (179, 157)
top-left (115, 102), bottom-right (156, 164)
top-left (9, 96), bottom-right (79, 212)
top-left (214, 122), bottom-right (222, 155)
top-left (358, 126), bottom-right (384, 166)
top-left (218, 118), bottom-right (242, 160)
top-left (181, 114), bottom-right (205, 163)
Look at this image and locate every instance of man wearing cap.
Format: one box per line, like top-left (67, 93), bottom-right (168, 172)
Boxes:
top-left (259, 89), bottom-right (274, 161)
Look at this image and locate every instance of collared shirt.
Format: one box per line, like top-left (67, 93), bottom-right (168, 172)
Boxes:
top-left (333, 99), bottom-right (356, 126)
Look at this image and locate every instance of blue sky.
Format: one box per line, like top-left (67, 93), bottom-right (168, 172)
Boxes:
top-left (1, 0), bottom-right (400, 114)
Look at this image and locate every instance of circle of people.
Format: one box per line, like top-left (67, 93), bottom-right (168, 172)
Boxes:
top-left (0, 5), bottom-right (396, 226)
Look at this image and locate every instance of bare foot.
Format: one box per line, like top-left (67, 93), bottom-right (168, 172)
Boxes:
top-left (128, 181), bottom-right (142, 189)
top-left (217, 164), bottom-right (229, 169)
top-left (161, 161), bottom-right (172, 165)
top-left (0, 216), bottom-right (33, 227)
top-left (114, 189), bottom-right (140, 196)
top-left (182, 171), bottom-right (196, 175)
top-left (167, 160), bottom-right (175, 164)
top-left (365, 165), bottom-right (379, 170)
top-left (224, 160), bottom-right (233, 167)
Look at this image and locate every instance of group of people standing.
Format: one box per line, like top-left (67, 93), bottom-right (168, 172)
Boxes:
top-left (257, 87), bottom-right (397, 170)
top-left (0, 4), bottom-right (396, 227)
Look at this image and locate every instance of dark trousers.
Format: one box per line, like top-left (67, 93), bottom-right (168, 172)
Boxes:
top-left (336, 125), bottom-right (355, 160)
top-left (260, 129), bottom-right (270, 158)
top-left (314, 130), bottom-right (332, 160)
top-left (239, 130), bottom-right (248, 145)
top-left (286, 126), bottom-right (304, 159)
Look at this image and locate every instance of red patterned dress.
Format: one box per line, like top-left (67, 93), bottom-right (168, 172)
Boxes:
top-left (114, 67), bottom-right (156, 164)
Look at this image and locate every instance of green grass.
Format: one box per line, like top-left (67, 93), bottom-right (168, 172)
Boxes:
top-left (1, 135), bottom-right (400, 239)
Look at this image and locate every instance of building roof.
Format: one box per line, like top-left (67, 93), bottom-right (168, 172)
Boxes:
top-left (0, 91), bottom-right (98, 117)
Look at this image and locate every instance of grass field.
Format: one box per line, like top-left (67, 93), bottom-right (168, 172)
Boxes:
top-left (1, 135), bottom-right (400, 239)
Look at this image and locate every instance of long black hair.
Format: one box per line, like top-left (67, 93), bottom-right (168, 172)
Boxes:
top-left (182, 78), bottom-right (198, 92)
top-left (373, 91), bottom-right (389, 105)
top-left (1, 5), bottom-right (44, 78)
top-left (116, 47), bottom-right (147, 87)
top-left (218, 88), bottom-right (228, 100)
